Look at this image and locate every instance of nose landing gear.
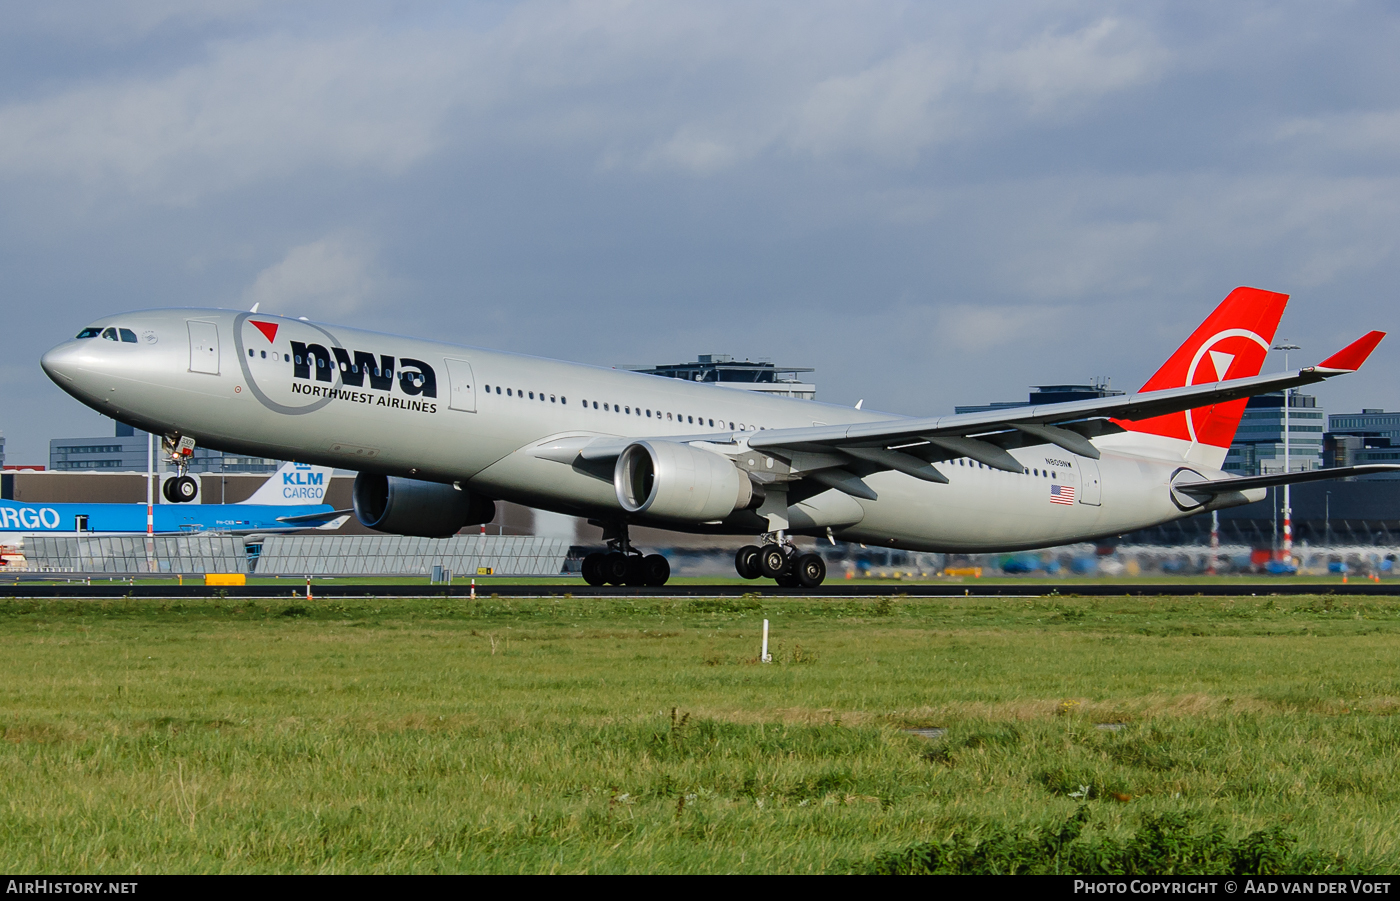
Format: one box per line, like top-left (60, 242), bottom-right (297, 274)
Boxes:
top-left (162, 475), bottom-right (199, 503)
top-left (160, 433), bottom-right (200, 503)
top-left (580, 521), bottom-right (671, 587)
top-left (735, 533), bottom-right (827, 588)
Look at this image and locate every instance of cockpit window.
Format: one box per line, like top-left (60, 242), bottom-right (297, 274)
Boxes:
top-left (119, 328), bottom-right (138, 343)
top-left (101, 328), bottom-right (119, 341)
top-left (76, 327), bottom-right (101, 339)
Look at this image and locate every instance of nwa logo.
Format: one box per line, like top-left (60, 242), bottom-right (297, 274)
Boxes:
top-left (288, 341), bottom-right (437, 399)
top-left (236, 313), bottom-right (439, 417)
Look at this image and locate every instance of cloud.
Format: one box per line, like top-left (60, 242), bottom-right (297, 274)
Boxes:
top-left (0, 6), bottom-right (1175, 201)
top-left (0, 30), bottom-right (461, 204)
top-left (642, 14), bottom-right (1169, 172)
top-left (242, 235), bottom-right (381, 318)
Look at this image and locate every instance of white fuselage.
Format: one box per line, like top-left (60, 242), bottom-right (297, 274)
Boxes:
top-left (41, 309), bottom-right (1244, 552)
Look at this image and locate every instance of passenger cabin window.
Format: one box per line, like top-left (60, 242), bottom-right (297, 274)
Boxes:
top-left (76, 327), bottom-right (101, 339)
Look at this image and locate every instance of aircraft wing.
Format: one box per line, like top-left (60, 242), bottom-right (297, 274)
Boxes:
top-left (534, 332), bottom-right (1386, 501)
top-left (749, 333), bottom-right (1385, 459)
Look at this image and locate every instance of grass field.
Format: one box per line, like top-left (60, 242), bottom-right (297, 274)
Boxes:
top-left (1, 593), bottom-right (1398, 873)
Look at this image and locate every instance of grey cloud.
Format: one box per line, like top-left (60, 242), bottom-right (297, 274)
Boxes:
top-left (4, 1), bottom-right (1400, 462)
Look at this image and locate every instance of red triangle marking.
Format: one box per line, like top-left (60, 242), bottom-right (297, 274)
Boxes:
top-left (250, 320), bottom-right (279, 343)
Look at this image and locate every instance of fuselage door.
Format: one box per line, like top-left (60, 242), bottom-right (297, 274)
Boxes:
top-left (444, 358), bottom-right (477, 413)
top-left (187, 320), bottom-right (220, 375)
top-left (1078, 457), bottom-right (1102, 506)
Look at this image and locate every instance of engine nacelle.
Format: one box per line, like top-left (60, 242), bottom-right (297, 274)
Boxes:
top-left (614, 440), bottom-right (756, 522)
top-left (352, 473), bottom-right (496, 538)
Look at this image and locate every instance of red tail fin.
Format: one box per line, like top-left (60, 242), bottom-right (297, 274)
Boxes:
top-left (1114, 287), bottom-right (1288, 449)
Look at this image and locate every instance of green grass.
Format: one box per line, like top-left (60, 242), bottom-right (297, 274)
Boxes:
top-left (1, 594), bottom-right (1398, 873)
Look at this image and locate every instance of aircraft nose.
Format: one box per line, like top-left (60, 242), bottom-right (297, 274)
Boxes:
top-left (40, 341), bottom-right (83, 384)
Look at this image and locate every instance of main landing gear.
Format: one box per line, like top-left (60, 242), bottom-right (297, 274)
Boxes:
top-left (580, 522), bottom-right (671, 587)
top-left (735, 534), bottom-right (827, 588)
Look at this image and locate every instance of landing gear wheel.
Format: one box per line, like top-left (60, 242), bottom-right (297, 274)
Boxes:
top-left (795, 553), bottom-right (826, 588)
top-left (774, 571), bottom-right (801, 588)
top-left (165, 475), bottom-right (198, 503)
top-left (758, 544), bottom-right (788, 579)
top-left (581, 553), bottom-right (607, 587)
top-left (624, 554), bottom-right (648, 587)
top-left (602, 552), bottom-right (629, 586)
top-left (735, 545), bottom-right (762, 580)
top-left (642, 554), bottom-right (671, 587)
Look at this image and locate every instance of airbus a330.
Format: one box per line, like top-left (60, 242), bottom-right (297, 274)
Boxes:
top-left (40, 288), bottom-right (1396, 587)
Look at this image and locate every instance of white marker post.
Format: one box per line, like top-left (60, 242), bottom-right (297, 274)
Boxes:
top-left (761, 619), bottom-right (771, 663)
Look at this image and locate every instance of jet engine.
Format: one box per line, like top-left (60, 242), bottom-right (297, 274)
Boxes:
top-left (352, 473), bottom-right (496, 538)
top-left (614, 440), bottom-right (757, 522)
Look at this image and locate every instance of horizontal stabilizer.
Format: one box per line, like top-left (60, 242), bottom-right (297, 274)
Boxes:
top-left (275, 508), bottom-right (353, 525)
top-left (1175, 464), bottom-right (1400, 496)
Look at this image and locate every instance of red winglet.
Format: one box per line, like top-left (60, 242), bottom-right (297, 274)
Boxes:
top-left (1317, 330), bottom-right (1386, 372)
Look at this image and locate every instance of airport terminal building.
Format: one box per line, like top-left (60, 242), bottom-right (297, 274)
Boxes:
top-left (49, 422), bottom-right (282, 474)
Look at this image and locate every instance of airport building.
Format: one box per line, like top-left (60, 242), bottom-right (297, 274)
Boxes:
top-left (1223, 391), bottom-right (1325, 476)
top-left (1324, 409), bottom-right (1400, 474)
top-left (629, 354), bottom-right (816, 399)
top-left (954, 380), bottom-right (1124, 414)
top-left (50, 421), bottom-right (282, 474)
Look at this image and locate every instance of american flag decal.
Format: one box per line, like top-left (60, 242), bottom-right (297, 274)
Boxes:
top-left (1050, 484), bottom-right (1075, 505)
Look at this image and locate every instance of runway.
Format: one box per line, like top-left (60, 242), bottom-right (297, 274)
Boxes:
top-left (1, 580), bottom-right (1396, 599)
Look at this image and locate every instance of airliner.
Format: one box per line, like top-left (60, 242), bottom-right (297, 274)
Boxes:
top-left (0, 461), bottom-right (346, 538)
top-left (39, 287), bottom-right (1396, 587)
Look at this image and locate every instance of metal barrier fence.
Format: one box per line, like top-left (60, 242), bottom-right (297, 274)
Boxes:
top-left (23, 535), bottom-right (247, 574)
top-left (252, 535), bottom-right (571, 577)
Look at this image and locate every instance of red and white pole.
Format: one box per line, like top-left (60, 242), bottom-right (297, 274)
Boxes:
top-left (146, 431), bottom-right (154, 537)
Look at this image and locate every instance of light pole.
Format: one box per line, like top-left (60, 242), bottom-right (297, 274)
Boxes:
top-left (1273, 341), bottom-right (1300, 563)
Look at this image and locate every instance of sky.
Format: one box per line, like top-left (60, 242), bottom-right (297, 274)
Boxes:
top-left (3, 0), bottom-right (1399, 464)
